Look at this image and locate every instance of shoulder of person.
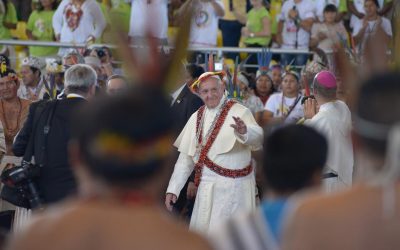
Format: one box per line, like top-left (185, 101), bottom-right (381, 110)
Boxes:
top-left (21, 98), bottom-right (32, 107)
top-left (380, 17), bottom-right (392, 27)
top-left (281, 0), bottom-right (294, 11)
top-left (230, 100), bottom-right (249, 112)
top-left (29, 10), bottom-right (39, 17)
top-left (268, 92), bottom-right (282, 102)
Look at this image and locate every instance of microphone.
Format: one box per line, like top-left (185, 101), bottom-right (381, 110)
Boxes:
top-left (292, 5), bottom-right (300, 26)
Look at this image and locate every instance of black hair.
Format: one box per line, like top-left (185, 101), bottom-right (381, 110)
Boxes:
top-left (323, 4), bottom-right (338, 13)
top-left (365, 0), bottom-right (380, 8)
top-left (71, 86), bottom-right (174, 188)
top-left (263, 125), bottom-right (327, 193)
top-left (242, 71), bottom-right (256, 90)
top-left (36, 0), bottom-right (58, 11)
top-left (186, 63), bottom-right (205, 79)
top-left (0, 54), bottom-right (10, 68)
top-left (0, 68), bottom-right (15, 78)
top-left (29, 66), bottom-right (41, 77)
top-left (354, 72), bottom-right (400, 156)
top-left (101, 46), bottom-right (112, 58)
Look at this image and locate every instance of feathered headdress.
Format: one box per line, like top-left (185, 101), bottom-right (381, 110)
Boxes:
top-left (256, 48), bottom-right (272, 77)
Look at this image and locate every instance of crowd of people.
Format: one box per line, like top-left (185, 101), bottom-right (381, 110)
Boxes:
top-left (0, 0), bottom-right (397, 249)
top-left (0, 0), bottom-right (395, 68)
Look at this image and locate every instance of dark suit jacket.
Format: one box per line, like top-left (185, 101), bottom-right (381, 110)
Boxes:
top-left (13, 97), bottom-right (86, 204)
top-left (170, 85), bottom-right (203, 214)
top-left (171, 85), bottom-right (203, 136)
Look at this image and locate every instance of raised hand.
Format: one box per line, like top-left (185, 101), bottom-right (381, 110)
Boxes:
top-left (304, 98), bottom-right (317, 119)
top-left (230, 116), bottom-right (247, 135)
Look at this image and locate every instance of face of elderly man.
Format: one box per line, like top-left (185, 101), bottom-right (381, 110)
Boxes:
top-left (198, 77), bottom-right (225, 109)
top-left (107, 78), bottom-right (127, 95)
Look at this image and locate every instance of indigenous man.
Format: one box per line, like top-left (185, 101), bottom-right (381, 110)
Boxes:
top-left (165, 71), bottom-right (263, 233)
top-left (0, 67), bottom-right (31, 155)
top-left (6, 86), bottom-right (211, 250)
top-left (18, 57), bottom-right (47, 101)
top-left (303, 71), bottom-right (353, 192)
top-left (0, 65), bottom-right (31, 224)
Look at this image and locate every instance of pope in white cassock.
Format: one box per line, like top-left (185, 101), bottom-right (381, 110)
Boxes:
top-left (303, 71), bottom-right (353, 193)
top-left (165, 71), bottom-right (263, 234)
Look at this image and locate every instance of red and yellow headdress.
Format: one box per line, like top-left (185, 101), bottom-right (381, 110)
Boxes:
top-left (190, 71), bottom-right (225, 92)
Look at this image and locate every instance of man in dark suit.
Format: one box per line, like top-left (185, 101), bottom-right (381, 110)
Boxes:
top-left (13, 64), bottom-right (97, 205)
top-left (170, 63), bottom-right (204, 217)
top-left (171, 64), bottom-right (204, 133)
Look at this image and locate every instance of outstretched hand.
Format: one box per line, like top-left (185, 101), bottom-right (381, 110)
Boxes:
top-left (230, 116), bottom-right (247, 135)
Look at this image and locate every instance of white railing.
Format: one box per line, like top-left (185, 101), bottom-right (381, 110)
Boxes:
top-left (0, 39), bottom-right (311, 55)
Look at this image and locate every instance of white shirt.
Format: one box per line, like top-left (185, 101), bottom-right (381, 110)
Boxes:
top-left (279, 0), bottom-right (315, 49)
top-left (349, 0), bottom-right (385, 28)
top-left (304, 100), bottom-right (353, 186)
top-left (311, 22), bottom-right (348, 52)
top-left (129, 0), bottom-right (168, 39)
top-left (265, 92), bottom-right (304, 124)
top-left (171, 84), bottom-right (186, 106)
top-left (189, 1), bottom-right (224, 47)
top-left (53, 0), bottom-right (106, 43)
top-left (352, 17), bottom-right (392, 52)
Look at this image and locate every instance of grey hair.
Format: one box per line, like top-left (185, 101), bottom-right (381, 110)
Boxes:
top-left (313, 80), bottom-right (337, 99)
top-left (64, 64), bottom-right (97, 94)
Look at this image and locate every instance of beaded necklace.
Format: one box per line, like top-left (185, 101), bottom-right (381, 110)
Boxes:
top-left (195, 98), bottom-right (227, 161)
top-left (1, 98), bottom-right (22, 139)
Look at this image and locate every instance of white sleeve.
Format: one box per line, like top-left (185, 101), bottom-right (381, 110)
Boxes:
top-left (352, 19), bottom-right (362, 36)
top-left (311, 23), bottom-right (318, 39)
top-left (265, 94), bottom-right (277, 113)
top-left (382, 18), bottom-right (392, 36)
top-left (166, 153), bottom-right (195, 197)
top-left (303, 3), bottom-right (315, 19)
top-left (53, 0), bottom-right (66, 36)
top-left (279, 2), bottom-right (288, 21)
top-left (235, 109), bottom-right (264, 151)
top-left (90, 1), bottom-right (106, 39)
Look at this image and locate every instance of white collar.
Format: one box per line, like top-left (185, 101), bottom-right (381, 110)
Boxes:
top-left (66, 93), bottom-right (86, 99)
top-left (171, 83), bottom-right (186, 105)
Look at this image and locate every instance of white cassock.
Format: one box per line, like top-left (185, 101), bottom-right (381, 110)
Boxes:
top-left (304, 100), bottom-right (354, 192)
top-left (166, 97), bottom-right (263, 234)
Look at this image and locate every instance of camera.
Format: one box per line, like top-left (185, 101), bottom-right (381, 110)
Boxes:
top-left (1, 162), bottom-right (42, 209)
top-left (96, 49), bottom-right (106, 58)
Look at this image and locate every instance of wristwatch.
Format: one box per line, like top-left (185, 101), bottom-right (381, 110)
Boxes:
top-left (250, 33), bottom-right (255, 38)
